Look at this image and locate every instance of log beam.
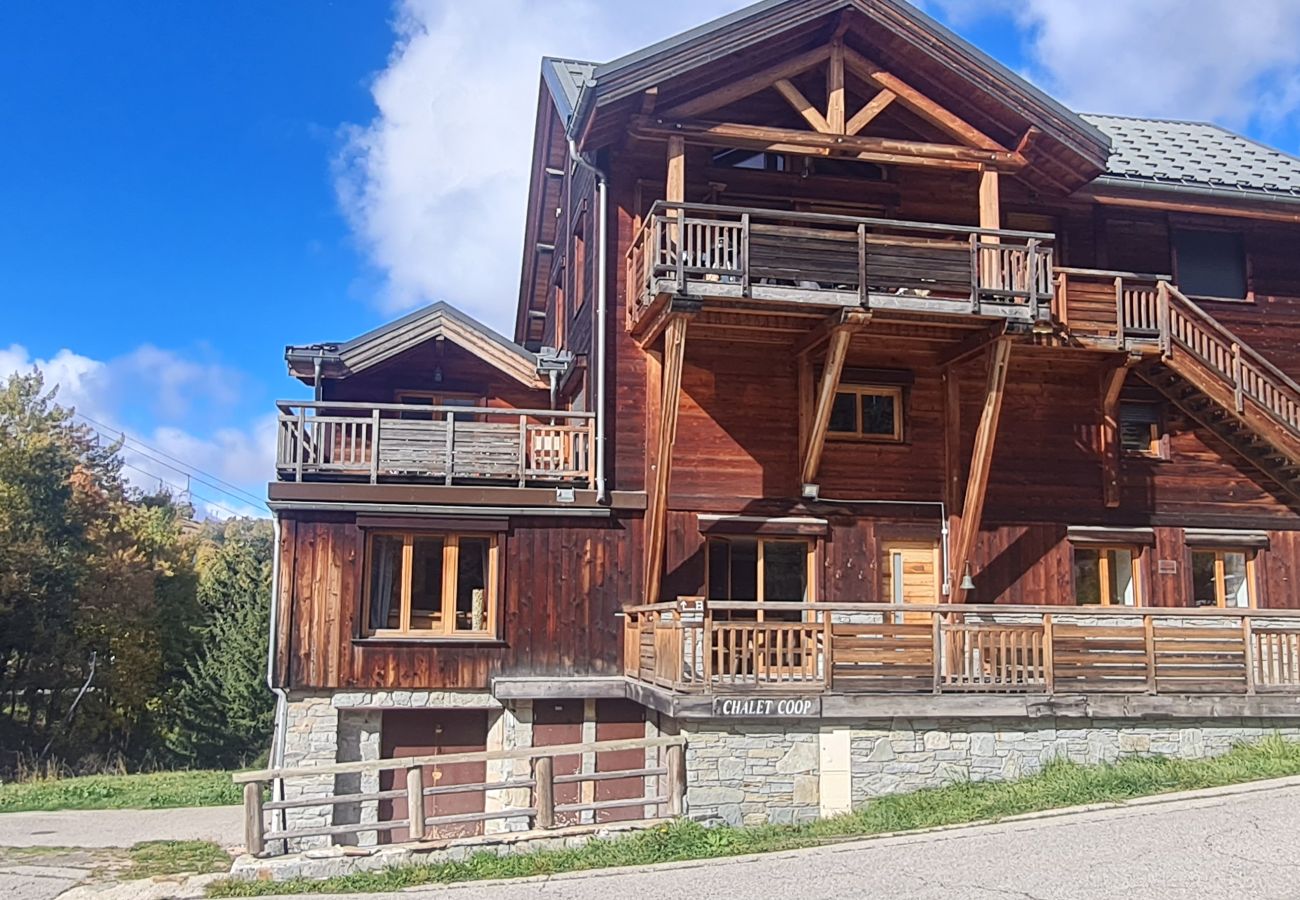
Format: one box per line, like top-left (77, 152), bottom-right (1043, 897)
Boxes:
top-left (979, 167), bottom-right (1001, 230)
top-left (661, 46), bottom-right (831, 120)
top-left (792, 308), bottom-right (872, 358)
top-left (949, 338), bottom-right (1012, 601)
top-left (774, 79), bottom-right (832, 134)
top-left (943, 367), bottom-right (963, 597)
top-left (845, 89), bottom-right (896, 136)
top-left (1100, 357), bottom-right (1138, 508)
top-left (827, 39), bottom-right (846, 134)
top-left (801, 328), bottom-right (853, 487)
top-left (644, 316), bottom-right (689, 604)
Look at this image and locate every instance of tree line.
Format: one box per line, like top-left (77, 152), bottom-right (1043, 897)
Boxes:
top-left (0, 373), bottom-right (274, 774)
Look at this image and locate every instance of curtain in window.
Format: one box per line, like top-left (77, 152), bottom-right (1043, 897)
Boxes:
top-left (369, 536), bottom-right (401, 631)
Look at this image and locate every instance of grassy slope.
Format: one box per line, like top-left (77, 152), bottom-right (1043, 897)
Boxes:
top-left (209, 736), bottom-right (1300, 897)
top-left (0, 770), bottom-right (241, 813)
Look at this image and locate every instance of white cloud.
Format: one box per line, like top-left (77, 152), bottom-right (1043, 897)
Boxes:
top-left (1, 344), bottom-right (272, 520)
top-left (934, 0), bottom-right (1300, 132)
top-left (336, 0), bottom-right (746, 331)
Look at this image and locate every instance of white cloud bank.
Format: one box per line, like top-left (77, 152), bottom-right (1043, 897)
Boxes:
top-left (0, 344), bottom-right (274, 520)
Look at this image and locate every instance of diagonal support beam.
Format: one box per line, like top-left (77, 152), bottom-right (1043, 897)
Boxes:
top-left (949, 338), bottom-right (1012, 601)
top-left (846, 89), bottom-right (896, 136)
top-left (1100, 355), bottom-right (1141, 508)
top-left (662, 46), bottom-right (831, 120)
top-left (793, 308), bottom-right (872, 359)
top-left (774, 79), bottom-right (833, 134)
top-left (644, 315), bottom-right (689, 604)
top-left (801, 328), bottom-right (854, 487)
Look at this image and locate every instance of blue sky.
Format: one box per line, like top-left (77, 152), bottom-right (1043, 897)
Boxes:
top-left (3, 0), bottom-right (1299, 517)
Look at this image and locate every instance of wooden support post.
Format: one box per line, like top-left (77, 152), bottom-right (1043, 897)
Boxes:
top-left (1100, 363), bottom-right (1130, 509)
top-left (1243, 616), bottom-right (1257, 696)
top-left (1143, 614), bottom-right (1157, 694)
top-left (370, 408), bottom-right (381, 484)
top-left (1042, 614), bottom-right (1055, 693)
top-left (950, 339), bottom-right (1012, 601)
top-left (943, 368), bottom-right (963, 595)
top-left (666, 136), bottom-right (686, 290)
top-left (801, 328), bottom-right (852, 487)
top-left (406, 766), bottom-right (426, 842)
top-left (666, 743), bottom-right (686, 817)
top-left (827, 38), bottom-right (846, 134)
top-left (444, 411), bottom-right (455, 486)
top-left (644, 316), bottom-right (689, 604)
top-left (243, 781), bottom-right (265, 857)
top-left (978, 167), bottom-right (1001, 292)
top-left (535, 755), bottom-right (556, 829)
top-left (518, 415), bottom-right (528, 487)
top-left (931, 612), bottom-right (943, 694)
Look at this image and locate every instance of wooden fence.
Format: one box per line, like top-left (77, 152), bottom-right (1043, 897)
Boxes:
top-left (234, 736), bottom-right (686, 857)
top-left (624, 601), bottom-right (1300, 697)
top-left (276, 401), bottom-right (595, 486)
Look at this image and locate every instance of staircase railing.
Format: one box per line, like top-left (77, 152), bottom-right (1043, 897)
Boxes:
top-left (1161, 283), bottom-right (1300, 443)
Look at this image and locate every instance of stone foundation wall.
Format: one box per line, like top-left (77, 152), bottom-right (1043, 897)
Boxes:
top-left (666, 715), bottom-right (1300, 827)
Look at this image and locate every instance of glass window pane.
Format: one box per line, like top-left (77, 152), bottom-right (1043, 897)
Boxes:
top-left (828, 392), bottom-right (856, 433)
top-left (1174, 230), bottom-right (1246, 299)
top-left (729, 540), bottom-right (759, 601)
top-left (369, 535), bottom-right (405, 631)
top-left (1107, 549), bottom-right (1136, 607)
top-left (861, 393), bottom-right (897, 438)
top-left (1073, 548), bottom-right (1101, 605)
top-left (707, 539), bottom-right (731, 599)
top-left (1223, 552), bottom-right (1250, 608)
top-left (1191, 551), bottom-right (1219, 607)
top-left (409, 537), bottom-right (445, 630)
top-left (454, 538), bottom-right (491, 631)
top-left (764, 541), bottom-right (808, 602)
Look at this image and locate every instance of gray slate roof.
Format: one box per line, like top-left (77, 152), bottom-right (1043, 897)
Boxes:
top-left (541, 58), bottom-right (596, 126)
top-left (1083, 114), bottom-right (1300, 200)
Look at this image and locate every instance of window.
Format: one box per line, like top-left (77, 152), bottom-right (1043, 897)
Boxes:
top-left (365, 532), bottom-right (498, 638)
top-left (1073, 546), bottom-right (1141, 606)
top-left (710, 148), bottom-right (786, 172)
top-left (707, 537), bottom-right (812, 620)
top-left (828, 385), bottom-right (903, 442)
top-left (395, 392), bottom-right (484, 422)
top-left (1172, 229), bottom-right (1248, 300)
top-left (1191, 549), bottom-right (1255, 608)
top-left (571, 219), bottom-right (587, 317)
top-left (1119, 402), bottom-right (1164, 457)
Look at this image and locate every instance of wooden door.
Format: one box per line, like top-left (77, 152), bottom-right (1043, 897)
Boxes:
top-left (594, 699), bottom-right (646, 824)
top-left (378, 709), bottom-right (488, 843)
top-left (881, 540), bottom-right (941, 623)
top-left (533, 700), bottom-right (584, 827)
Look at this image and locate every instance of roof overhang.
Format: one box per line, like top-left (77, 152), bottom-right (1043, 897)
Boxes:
top-left (1080, 177), bottom-right (1300, 225)
top-left (286, 302), bottom-right (547, 389)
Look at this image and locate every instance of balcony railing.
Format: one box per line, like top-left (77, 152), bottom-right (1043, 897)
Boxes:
top-left (624, 600), bottom-right (1300, 697)
top-left (276, 401), bottom-right (595, 486)
top-left (626, 202), bottom-right (1055, 328)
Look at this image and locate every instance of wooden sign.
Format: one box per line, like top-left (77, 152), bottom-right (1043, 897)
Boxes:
top-left (711, 696), bottom-right (821, 719)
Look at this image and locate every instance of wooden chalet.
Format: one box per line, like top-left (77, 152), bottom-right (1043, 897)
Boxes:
top-left (248, 0), bottom-right (1300, 860)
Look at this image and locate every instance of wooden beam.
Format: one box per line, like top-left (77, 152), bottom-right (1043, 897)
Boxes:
top-left (639, 87), bottom-right (659, 117)
top-left (1100, 358), bottom-right (1137, 509)
top-left (845, 89), bottom-right (896, 136)
top-left (949, 338), bottom-right (1012, 601)
top-left (661, 45), bottom-right (831, 120)
top-left (793, 308), bottom-right (872, 358)
top-left (842, 48), bottom-right (1006, 153)
top-left (943, 368), bottom-right (963, 598)
top-left (827, 39), bottom-right (846, 134)
top-left (938, 321), bottom-right (1009, 369)
top-left (666, 136), bottom-right (686, 204)
top-left (801, 328), bottom-right (853, 487)
top-left (773, 79), bottom-right (833, 134)
top-left (979, 167), bottom-right (1001, 230)
top-left (644, 316), bottom-right (689, 604)
top-left (634, 118), bottom-right (1026, 171)
top-left (1084, 190), bottom-right (1300, 225)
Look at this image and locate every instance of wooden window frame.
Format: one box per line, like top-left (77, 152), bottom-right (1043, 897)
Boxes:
top-left (1118, 401), bottom-right (1168, 460)
top-left (1189, 548), bottom-right (1258, 609)
top-left (1170, 224), bottom-right (1254, 304)
top-left (363, 530), bottom-right (500, 641)
top-left (827, 384), bottom-right (905, 443)
top-left (705, 536), bottom-right (817, 622)
top-left (1072, 544), bottom-right (1145, 607)
top-left (570, 214), bottom-right (588, 322)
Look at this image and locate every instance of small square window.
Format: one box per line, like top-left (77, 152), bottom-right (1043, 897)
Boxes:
top-left (365, 532), bottom-right (499, 638)
top-left (1073, 546), bottom-right (1140, 606)
top-left (1173, 229), bottom-right (1247, 300)
top-left (826, 385), bottom-right (904, 442)
top-left (1119, 402), bottom-right (1163, 456)
top-left (1191, 549), bottom-right (1255, 608)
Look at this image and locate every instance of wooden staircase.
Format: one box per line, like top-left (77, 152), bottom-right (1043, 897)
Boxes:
top-left (1135, 284), bottom-right (1300, 501)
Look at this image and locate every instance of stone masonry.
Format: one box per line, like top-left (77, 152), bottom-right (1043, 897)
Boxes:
top-left (677, 724), bottom-right (821, 827)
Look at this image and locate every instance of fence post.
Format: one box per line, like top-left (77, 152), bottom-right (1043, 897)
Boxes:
top-left (406, 766), bottom-right (426, 842)
top-left (244, 781), bottom-right (265, 857)
top-left (444, 411), bottom-right (455, 486)
top-left (858, 223), bottom-right (869, 309)
top-left (666, 743), bottom-right (686, 818)
top-left (1143, 614), bottom-right (1157, 694)
top-left (1114, 276), bottom-right (1126, 351)
top-left (295, 407), bottom-right (306, 482)
top-left (518, 415), bottom-right (529, 487)
top-left (741, 213), bottom-right (752, 298)
top-left (1243, 616), bottom-right (1257, 696)
top-left (1157, 281), bottom-right (1172, 358)
top-left (932, 611), bottom-right (943, 694)
top-left (1042, 614), bottom-right (1055, 694)
top-left (1232, 343), bottom-right (1245, 412)
top-left (534, 756), bottom-right (556, 830)
top-left (370, 408), bottom-right (381, 484)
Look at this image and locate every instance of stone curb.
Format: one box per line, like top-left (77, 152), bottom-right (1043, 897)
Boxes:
top-left (385, 775), bottom-right (1300, 895)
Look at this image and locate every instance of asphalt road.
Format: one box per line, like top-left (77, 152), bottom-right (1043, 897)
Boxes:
top-left (284, 783), bottom-right (1300, 900)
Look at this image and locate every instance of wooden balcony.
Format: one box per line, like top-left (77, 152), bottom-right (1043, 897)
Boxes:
top-left (624, 600), bottom-right (1300, 699)
top-left (276, 401), bottom-right (595, 486)
top-left (626, 202), bottom-right (1055, 332)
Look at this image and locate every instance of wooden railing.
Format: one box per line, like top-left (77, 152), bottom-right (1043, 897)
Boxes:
top-left (276, 401), bottom-right (595, 486)
top-left (623, 601), bottom-right (1300, 697)
top-left (626, 202), bottom-right (1054, 328)
top-left (234, 736), bottom-right (686, 857)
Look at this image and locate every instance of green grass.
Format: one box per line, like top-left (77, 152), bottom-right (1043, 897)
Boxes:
top-left (0, 770), bottom-right (242, 813)
top-left (208, 736), bottom-right (1300, 897)
top-left (128, 841), bottom-right (233, 879)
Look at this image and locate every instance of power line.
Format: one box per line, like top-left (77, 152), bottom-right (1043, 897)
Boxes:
top-left (119, 461), bottom-right (250, 520)
top-left (73, 413), bottom-right (269, 511)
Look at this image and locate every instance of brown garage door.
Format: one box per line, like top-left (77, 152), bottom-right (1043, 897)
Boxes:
top-left (378, 709), bottom-right (489, 843)
top-left (594, 699), bottom-right (647, 823)
top-left (533, 700), bottom-right (584, 827)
